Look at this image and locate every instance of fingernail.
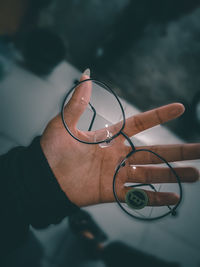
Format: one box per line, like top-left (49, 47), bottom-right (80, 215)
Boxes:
top-left (169, 103), bottom-right (185, 117)
top-left (82, 68), bottom-right (90, 77)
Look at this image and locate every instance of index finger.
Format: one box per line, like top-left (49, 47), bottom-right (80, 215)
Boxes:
top-left (111, 103), bottom-right (185, 139)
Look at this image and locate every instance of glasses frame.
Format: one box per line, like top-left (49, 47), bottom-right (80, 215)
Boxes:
top-left (113, 147), bottom-right (182, 221)
top-left (61, 79), bottom-right (183, 221)
top-left (61, 79), bottom-right (126, 145)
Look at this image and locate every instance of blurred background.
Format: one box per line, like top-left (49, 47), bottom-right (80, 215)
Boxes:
top-left (1, 0), bottom-right (200, 141)
top-left (0, 0), bottom-right (200, 267)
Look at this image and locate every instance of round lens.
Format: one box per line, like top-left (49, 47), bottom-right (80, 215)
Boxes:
top-left (113, 149), bottom-right (182, 220)
top-left (61, 79), bottom-right (125, 144)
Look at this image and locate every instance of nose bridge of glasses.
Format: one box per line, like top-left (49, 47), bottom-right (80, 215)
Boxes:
top-left (121, 131), bottom-right (136, 151)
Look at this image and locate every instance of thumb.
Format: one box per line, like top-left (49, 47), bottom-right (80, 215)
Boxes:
top-left (64, 69), bottom-right (92, 128)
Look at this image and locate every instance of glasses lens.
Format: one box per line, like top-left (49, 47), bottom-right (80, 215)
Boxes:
top-left (114, 150), bottom-right (181, 220)
top-left (62, 80), bottom-right (125, 144)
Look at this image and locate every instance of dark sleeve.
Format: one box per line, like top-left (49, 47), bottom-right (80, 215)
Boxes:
top-left (0, 136), bottom-right (79, 255)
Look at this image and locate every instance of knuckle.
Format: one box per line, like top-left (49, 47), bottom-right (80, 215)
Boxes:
top-left (133, 116), bottom-right (145, 132)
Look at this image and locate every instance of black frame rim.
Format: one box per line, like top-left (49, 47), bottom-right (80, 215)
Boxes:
top-left (61, 79), bottom-right (126, 145)
top-left (113, 148), bottom-right (183, 221)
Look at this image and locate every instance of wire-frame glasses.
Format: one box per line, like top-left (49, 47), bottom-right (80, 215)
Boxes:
top-left (61, 79), bottom-right (182, 221)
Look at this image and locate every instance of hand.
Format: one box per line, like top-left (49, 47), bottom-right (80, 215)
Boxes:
top-left (40, 73), bottom-right (200, 207)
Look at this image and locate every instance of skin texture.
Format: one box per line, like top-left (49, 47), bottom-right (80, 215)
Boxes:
top-left (40, 74), bottom-right (200, 208)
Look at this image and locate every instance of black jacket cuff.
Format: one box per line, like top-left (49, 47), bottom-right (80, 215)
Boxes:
top-left (20, 136), bottom-right (80, 228)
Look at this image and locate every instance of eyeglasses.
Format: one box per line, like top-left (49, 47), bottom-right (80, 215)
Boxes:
top-left (61, 79), bottom-right (182, 221)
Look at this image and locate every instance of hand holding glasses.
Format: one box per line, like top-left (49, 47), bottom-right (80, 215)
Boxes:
top-left (41, 72), bottom-right (200, 221)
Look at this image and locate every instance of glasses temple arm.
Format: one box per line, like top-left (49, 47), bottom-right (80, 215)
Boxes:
top-left (88, 102), bottom-right (96, 131)
top-left (130, 183), bottom-right (156, 191)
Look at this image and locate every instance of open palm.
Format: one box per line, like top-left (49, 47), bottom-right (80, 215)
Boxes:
top-left (40, 74), bottom-right (200, 208)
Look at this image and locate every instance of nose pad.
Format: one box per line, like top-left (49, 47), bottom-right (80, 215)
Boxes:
top-left (94, 125), bottom-right (115, 148)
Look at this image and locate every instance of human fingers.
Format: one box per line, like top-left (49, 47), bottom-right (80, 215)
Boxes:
top-left (126, 144), bottom-right (200, 164)
top-left (119, 187), bottom-right (179, 206)
top-left (102, 182), bottom-right (178, 206)
top-left (112, 103), bottom-right (184, 139)
top-left (63, 69), bottom-right (92, 128)
top-left (125, 166), bottom-right (199, 183)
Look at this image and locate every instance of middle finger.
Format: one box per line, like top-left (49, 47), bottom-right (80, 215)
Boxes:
top-left (125, 144), bottom-right (200, 164)
top-left (125, 166), bottom-right (199, 183)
